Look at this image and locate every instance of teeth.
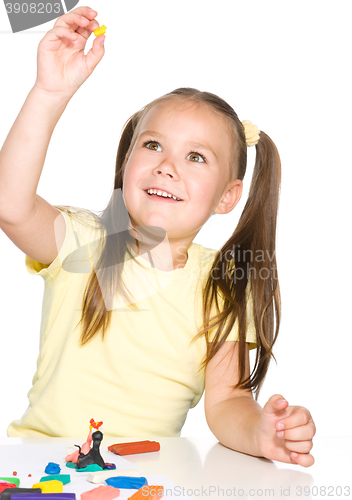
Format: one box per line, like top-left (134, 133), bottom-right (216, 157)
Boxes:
top-left (147, 189), bottom-right (181, 201)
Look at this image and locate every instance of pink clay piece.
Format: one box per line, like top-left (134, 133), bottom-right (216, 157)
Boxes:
top-left (81, 486), bottom-right (120, 500)
top-left (65, 429), bottom-right (93, 463)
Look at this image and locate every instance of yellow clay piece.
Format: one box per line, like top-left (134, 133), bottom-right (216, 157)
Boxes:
top-left (94, 25), bottom-right (106, 37)
top-left (32, 480), bottom-right (64, 493)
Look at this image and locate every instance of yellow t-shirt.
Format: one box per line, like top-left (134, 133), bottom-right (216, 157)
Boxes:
top-left (7, 207), bottom-right (257, 437)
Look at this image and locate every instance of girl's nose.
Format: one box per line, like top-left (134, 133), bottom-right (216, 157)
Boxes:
top-left (154, 156), bottom-right (180, 178)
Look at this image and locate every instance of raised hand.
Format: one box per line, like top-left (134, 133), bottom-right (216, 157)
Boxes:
top-left (254, 394), bottom-right (316, 467)
top-left (34, 6), bottom-right (105, 97)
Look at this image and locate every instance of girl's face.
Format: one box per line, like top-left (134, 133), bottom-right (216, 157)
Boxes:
top-left (122, 99), bottom-right (240, 243)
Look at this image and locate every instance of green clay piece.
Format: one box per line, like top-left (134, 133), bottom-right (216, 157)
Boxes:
top-left (76, 464), bottom-right (103, 473)
top-left (0, 478), bottom-right (20, 487)
top-left (65, 462), bottom-right (77, 469)
top-left (40, 474), bottom-right (71, 484)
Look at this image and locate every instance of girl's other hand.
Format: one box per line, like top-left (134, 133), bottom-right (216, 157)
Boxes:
top-left (34, 6), bottom-right (105, 98)
top-left (254, 394), bottom-right (316, 467)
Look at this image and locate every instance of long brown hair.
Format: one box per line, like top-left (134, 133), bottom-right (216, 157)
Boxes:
top-left (55, 87), bottom-right (281, 400)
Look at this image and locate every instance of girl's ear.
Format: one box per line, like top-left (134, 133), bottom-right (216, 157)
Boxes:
top-left (214, 179), bottom-right (243, 215)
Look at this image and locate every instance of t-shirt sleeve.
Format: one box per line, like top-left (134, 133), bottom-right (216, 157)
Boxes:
top-left (25, 207), bottom-right (99, 284)
top-left (209, 284), bottom-right (257, 350)
top-left (195, 246), bottom-right (257, 350)
top-left (222, 288), bottom-right (257, 350)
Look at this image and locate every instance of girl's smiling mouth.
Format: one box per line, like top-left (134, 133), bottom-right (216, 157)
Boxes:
top-left (144, 189), bottom-right (183, 202)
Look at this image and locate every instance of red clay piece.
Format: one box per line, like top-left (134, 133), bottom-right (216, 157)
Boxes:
top-left (12, 473), bottom-right (17, 477)
top-left (128, 486), bottom-right (164, 500)
top-left (81, 485), bottom-right (120, 500)
top-left (107, 441), bottom-right (160, 456)
top-left (0, 483), bottom-right (17, 494)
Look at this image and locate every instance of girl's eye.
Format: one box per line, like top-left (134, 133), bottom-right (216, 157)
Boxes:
top-left (144, 141), bottom-right (162, 151)
top-left (143, 140), bottom-right (207, 163)
top-left (187, 152), bottom-right (206, 163)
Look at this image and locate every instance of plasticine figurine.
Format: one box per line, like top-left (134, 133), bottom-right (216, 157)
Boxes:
top-left (65, 419), bottom-right (104, 463)
top-left (65, 419), bottom-right (106, 470)
top-left (66, 430), bottom-right (93, 463)
top-left (76, 430), bottom-right (105, 470)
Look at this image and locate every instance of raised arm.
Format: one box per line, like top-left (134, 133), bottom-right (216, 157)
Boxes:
top-left (0, 6), bottom-right (104, 264)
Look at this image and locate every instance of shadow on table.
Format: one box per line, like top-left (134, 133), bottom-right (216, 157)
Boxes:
top-left (201, 442), bottom-right (314, 499)
top-left (160, 439), bottom-right (313, 499)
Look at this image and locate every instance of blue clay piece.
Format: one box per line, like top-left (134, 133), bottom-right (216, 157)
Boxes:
top-left (103, 463), bottom-right (116, 470)
top-left (44, 463), bottom-right (61, 475)
top-left (105, 477), bottom-right (148, 489)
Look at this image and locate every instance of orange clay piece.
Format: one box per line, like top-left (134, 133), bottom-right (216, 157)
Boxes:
top-left (128, 486), bottom-right (164, 500)
top-left (107, 440), bottom-right (160, 456)
top-left (94, 25), bottom-right (106, 37)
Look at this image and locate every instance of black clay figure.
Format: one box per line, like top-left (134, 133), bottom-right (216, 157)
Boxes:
top-left (76, 430), bottom-right (105, 469)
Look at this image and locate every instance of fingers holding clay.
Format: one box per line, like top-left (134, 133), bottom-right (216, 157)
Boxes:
top-left (54, 7), bottom-right (98, 32)
top-left (94, 25), bottom-right (107, 37)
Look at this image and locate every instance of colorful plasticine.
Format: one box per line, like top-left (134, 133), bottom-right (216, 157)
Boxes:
top-left (0, 483), bottom-right (17, 495)
top-left (11, 495), bottom-right (75, 500)
top-left (89, 419), bottom-right (103, 431)
top-left (103, 464), bottom-right (116, 471)
top-left (105, 478), bottom-right (148, 490)
top-left (76, 465), bottom-right (103, 473)
top-left (65, 463), bottom-right (103, 472)
top-left (81, 486), bottom-right (120, 500)
top-left (0, 480), bottom-right (20, 488)
top-left (66, 419), bottom-right (104, 466)
top-left (66, 432), bottom-right (93, 464)
top-left (128, 486), bottom-right (164, 500)
top-left (93, 25), bottom-right (106, 37)
top-left (75, 431), bottom-right (105, 471)
top-left (40, 476), bottom-right (70, 485)
top-left (0, 489), bottom-right (41, 500)
top-left (87, 470), bottom-right (144, 484)
top-left (44, 464), bottom-right (61, 475)
top-left (32, 481), bottom-right (63, 493)
top-left (107, 441), bottom-right (160, 456)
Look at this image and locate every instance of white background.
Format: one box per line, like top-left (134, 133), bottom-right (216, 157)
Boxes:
top-left (0, 1), bottom-right (351, 439)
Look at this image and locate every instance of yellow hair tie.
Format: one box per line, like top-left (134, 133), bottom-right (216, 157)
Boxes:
top-left (242, 120), bottom-right (260, 147)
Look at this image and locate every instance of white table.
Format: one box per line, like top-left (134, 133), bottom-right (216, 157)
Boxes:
top-left (0, 436), bottom-right (351, 499)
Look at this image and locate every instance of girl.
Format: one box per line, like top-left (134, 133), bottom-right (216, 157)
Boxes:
top-left (0, 6), bottom-right (315, 467)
